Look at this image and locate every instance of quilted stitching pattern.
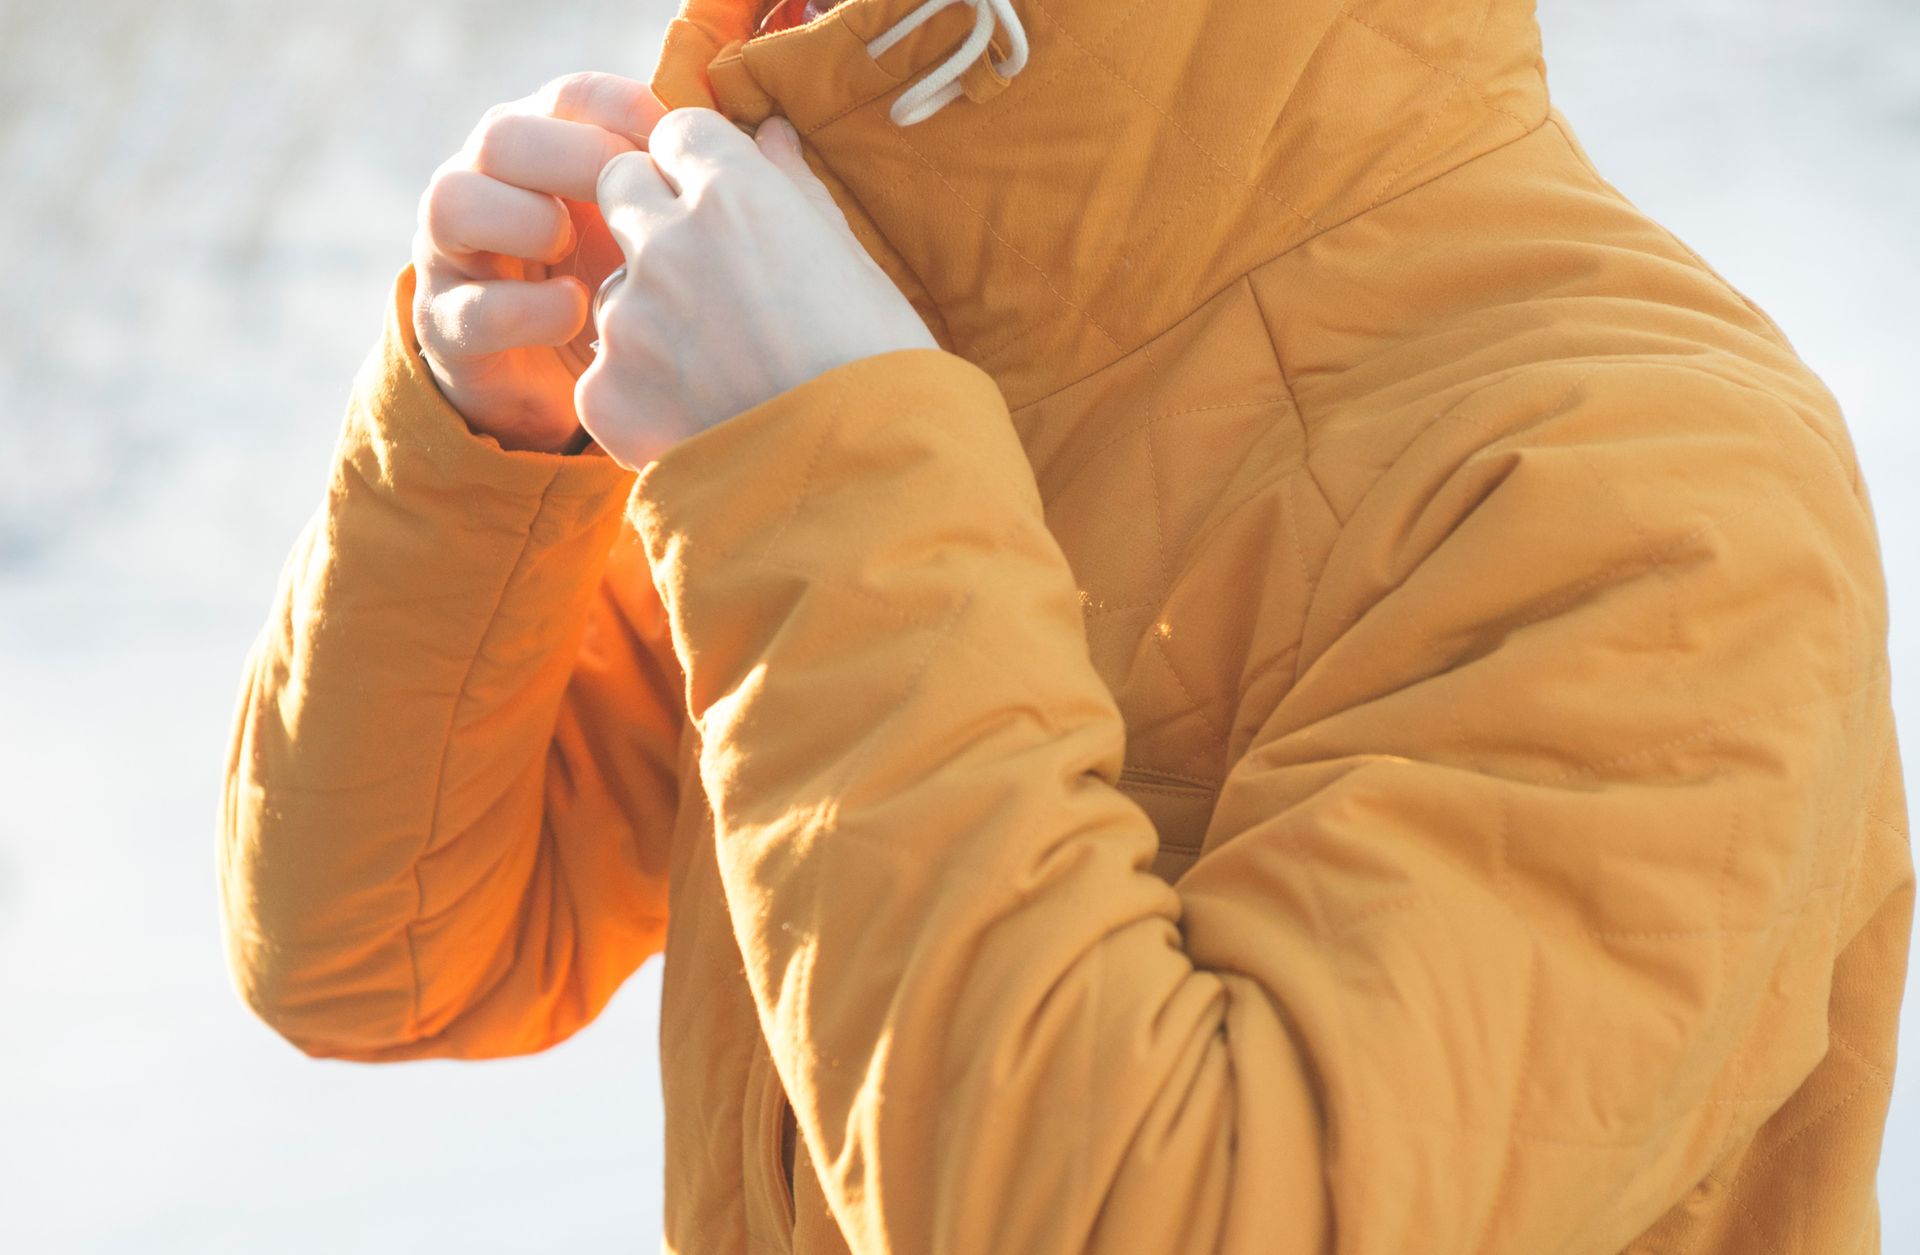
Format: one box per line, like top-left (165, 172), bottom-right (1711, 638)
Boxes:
top-left (735, 0), bottom-right (1550, 410)
top-left (216, 3), bottom-right (1911, 1254)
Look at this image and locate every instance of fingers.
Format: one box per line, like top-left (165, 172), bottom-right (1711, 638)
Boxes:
top-left (594, 107), bottom-right (760, 255)
top-left (416, 272), bottom-right (589, 361)
top-left (422, 169), bottom-right (575, 264)
top-left (595, 149), bottom-right (679, 254)
top-left (409, 71), bottom-right (665, 384)
top-left (645, 107), bottom-right (759, 196)
top-left (752, 115), bottom-right (807, 193)
top-left (445, 69), bottom-right (662, 215)
top-left (469, 111), bottom-right (637, 203)
top-left (535, 70), bottom-right (669, 145)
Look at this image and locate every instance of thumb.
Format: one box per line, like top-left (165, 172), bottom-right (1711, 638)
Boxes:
top-left (753, 114), bottom-right (806, 177)
top-left (755, 116), bottom-right (859, 239)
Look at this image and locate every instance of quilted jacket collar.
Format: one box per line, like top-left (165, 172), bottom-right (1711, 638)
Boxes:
top-left (647, 0), bottom-right (1550, 409)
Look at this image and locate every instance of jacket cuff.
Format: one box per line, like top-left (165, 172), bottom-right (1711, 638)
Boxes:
top-left (343, 262), bottom-right (636, 531)
top-left (628, 347), bottom-right (1011, 558)
top-left (625, 347), bottom-right (1027, 720)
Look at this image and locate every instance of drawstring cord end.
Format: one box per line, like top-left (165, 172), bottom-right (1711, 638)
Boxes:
top-left (866, 0), bottom-right (1028, 126)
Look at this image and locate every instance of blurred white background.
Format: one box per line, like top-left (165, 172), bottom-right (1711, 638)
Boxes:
top-left (0, 1), bottom-right (1913, 1250)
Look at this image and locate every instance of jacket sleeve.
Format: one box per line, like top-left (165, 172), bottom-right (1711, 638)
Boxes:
top-left (626, 347), bottom-right (1899, 1252)
top-left (218, 263), bottom-right (682, 1061)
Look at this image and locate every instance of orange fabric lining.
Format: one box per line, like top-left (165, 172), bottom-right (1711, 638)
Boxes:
top-left (759, 0), bottom-right (833, 35)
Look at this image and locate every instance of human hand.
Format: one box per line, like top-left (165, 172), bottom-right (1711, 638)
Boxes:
top-left (575, 109), bottom-right (939, 469)
top-left (411, 72), bottom-right (667, 453)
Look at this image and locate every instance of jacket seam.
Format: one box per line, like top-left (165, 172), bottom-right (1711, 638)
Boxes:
top-left (1006, 108), bottom-right (1556, 419)
top-left (1242, 272), bottom-right (1335, 697)
top-left (1242, 272), bottom-right (1331, 519)
top-left (402, 465), bottom-right (565, 1041)
top-left (789, 28), bottom-right (1554, 421)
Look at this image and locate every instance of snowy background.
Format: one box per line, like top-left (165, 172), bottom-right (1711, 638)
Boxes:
top-left (0, 1), bottom-right (1913, 1250)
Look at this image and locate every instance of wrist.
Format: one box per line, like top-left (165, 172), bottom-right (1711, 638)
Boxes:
top-left (414, 343), bottom-right (592, 455)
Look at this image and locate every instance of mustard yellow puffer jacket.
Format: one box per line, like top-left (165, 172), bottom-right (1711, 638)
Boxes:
top-left (218, 0), bottom-right (1913, 1250)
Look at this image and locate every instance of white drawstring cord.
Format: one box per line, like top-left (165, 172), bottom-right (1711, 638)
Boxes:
top-left (865, 0), bottom-right (1028, 126)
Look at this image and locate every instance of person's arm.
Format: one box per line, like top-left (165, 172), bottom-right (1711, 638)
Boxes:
top-left (218, 263), bottom-right (681, 1060)
top-left (627, 346), bottom-right (1900, 1251)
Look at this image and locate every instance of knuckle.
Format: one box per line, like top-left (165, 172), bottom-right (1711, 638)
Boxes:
top-left (699, 109), bottom-right (748, 151)
top-left (596, 148), bottom-right (646, 204)
top-left (471, 112), bottom-right (524, 174)
top-left (464, 102), bottom-right (513, 155)
top-left (542, 70), bottom-right (598, 115)
top-left (429, 150), bottom-right (466, 182)
top-left (418, 158), bottom-right (457, 224)
top-left (456, 287), bottom-right (516, 349)
top-left (658, 105), bottom-right (724, 149)
top-left (692, 105), bottom-right (734, 136)
top-left (649, 107), bottom-right (687, 151)
top-left (420, 169), bottom-right (475, 243)
top-left (656, 107), bottom-right (754, 180)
